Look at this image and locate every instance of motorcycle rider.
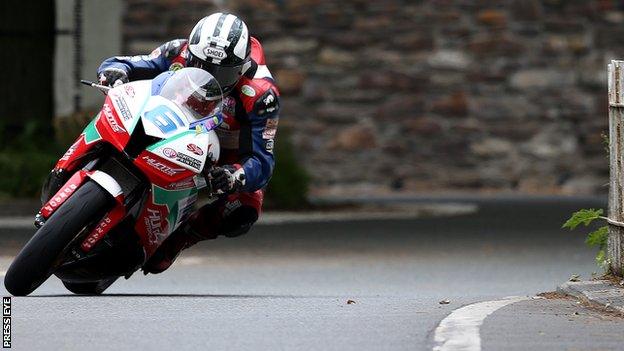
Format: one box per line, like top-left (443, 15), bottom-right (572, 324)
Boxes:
top-left (97, 13), bottom-right (280, 273)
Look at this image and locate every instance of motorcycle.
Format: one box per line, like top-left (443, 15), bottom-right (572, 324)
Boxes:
top-left (4, 67), bottom-right (223, 296)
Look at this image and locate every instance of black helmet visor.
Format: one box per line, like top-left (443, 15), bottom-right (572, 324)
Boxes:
top-left (188, 53), bottom-right (245, 93)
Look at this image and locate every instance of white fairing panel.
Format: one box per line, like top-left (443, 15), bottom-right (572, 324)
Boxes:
top-left (149, 130), bottom-right (220, 173)
top-left (89, 170), bottom-right (123, 197)
top-left (108, 81), bottom-right (152, 133)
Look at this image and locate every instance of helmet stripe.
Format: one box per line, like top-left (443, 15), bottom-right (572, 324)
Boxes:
top-left (212, 13), bottom-right (228, 38)
top-left (218, 14), bottom-right (238, 42)
top-left (232, 22), bottom-right (249, 60)
top-left (189, 18), bottom-right (204, 45)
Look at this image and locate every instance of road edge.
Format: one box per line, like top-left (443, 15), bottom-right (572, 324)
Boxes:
top-left (557, 280), bottom-right (624, 315)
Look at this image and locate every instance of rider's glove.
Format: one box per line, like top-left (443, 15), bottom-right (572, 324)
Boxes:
top-left (207, 165), bottom-right (246, 194)
top-left (98, 68), bottom-right (129, 87)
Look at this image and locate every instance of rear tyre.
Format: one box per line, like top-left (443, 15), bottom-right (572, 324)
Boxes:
top-left (3, 181), bottom-right (112, 296)
top-left (62, 277), bottom-right (118, 295)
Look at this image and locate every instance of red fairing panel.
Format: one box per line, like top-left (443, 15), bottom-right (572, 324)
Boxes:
top-left (40, 170), bottom-right (92, 218)
top-left (95, 97), bottom-right (131, 152)
top-left (55, 134), bottom-right (93, 171)
top-left (134, 194), bottom-right (170, 258)
top-left (133, 150), bottom-right (196, 188)
top-left (81, 204), bottom-right (126, 252)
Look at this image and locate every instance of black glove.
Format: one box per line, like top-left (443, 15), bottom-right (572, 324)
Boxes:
top-left (207, 165), bottom-right (245, 194)
top-left (98, 68), bottom-right (129, 87)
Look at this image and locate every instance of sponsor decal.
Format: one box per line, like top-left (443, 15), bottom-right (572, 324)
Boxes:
top-left (186, 143), bottom-right (204, 156)
top-left (102, 103), bottom-right (126, 133)
top-left (113, 96), bottom-right (133, 121)
top-left (204, 46), bottom-right (227, 60)
top-left (241, 85), bottom-right (256, 97)
top-left (163, 147), bottom-right (178, 158)
top-left (60, 137), bottom-right (82, 161)
top-left (124, 85), bottom-right (135, 97)
top-left (144, 207), bottom-right (166, 244)
top-left (263, 93), bottom-right (275, 106)
top-left (176, 152), bottom-right (202, 170)
top-left (142, 156), bottom-right (185, 176)
top-left (265, 139), bottom-right (275, 153)
top-left (257, 91), bottom-right (278, 115)
top-left (42, 183), bottom-right (79, 216)
top-left (149, 47), bottom-right (162, 59)
top-left (208, 36), bottom-right (231, 47)
top-left (262, 118), bottom-right (279, 139)
top-left (167, 178), bottom-right (196, 190)
top-left (169, 62), bottom-right (184, 71)
top-left (81, 216), bottom-right (112, 250)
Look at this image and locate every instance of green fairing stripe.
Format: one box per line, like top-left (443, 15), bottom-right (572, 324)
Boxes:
top-left (152, 184), bottom-right (198, 231)
top-left (146, 130), bottom-right (195, 151)
top-left (83, 115), bottom-right (102, 144)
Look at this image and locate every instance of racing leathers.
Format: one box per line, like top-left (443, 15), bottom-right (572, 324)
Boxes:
top-left (97, 37), bottom-right (280, 273)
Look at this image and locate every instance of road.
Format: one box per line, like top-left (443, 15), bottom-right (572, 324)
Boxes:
top-left (1, 198), bottom-right (623, 350)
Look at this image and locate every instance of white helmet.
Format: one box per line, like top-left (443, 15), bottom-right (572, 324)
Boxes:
top-left (187, 13), bottom-right (252, 94)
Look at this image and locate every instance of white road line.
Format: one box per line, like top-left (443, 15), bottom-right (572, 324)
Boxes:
top-left (432, 296), bottom-right (531, 351)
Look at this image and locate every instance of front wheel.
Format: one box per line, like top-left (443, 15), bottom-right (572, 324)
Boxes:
top-left (4, 181), bottom-right (113, 296)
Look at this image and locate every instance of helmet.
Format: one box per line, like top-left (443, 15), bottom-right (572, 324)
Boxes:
top-left (187, 13), bottom-right (252, 94)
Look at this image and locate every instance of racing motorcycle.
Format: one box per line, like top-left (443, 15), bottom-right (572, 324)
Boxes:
top-left (4, 68), bottom-right (223, 296)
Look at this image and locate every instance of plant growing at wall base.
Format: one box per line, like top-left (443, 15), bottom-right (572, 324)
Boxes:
top-left (562, 209), bottom-right (609, 270)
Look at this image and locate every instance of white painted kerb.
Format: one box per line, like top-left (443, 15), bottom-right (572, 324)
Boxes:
top-left (433, 296), bottom-right (530, 351)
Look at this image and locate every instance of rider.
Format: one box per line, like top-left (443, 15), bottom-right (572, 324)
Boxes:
top-left (97, 13), bottom-right (280, 274)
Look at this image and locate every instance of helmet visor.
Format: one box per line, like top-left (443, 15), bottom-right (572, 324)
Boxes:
top-left (188, 53), bottom-right (245, 92)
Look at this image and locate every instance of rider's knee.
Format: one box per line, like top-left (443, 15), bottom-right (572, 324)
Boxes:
top-left (218, 205), bottom-right (258, 238)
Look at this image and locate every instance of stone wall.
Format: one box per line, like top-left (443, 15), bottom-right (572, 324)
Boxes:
top-left (122, 0), bottom-right (624, 196)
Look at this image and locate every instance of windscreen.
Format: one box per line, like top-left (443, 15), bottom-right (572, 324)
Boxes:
top-left (158, 67), bottom-right (223, 123)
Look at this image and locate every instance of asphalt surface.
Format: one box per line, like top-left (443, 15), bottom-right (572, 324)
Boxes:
top-left (1, 197), bottom-right (622, 350)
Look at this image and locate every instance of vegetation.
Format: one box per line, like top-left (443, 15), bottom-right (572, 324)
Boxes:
top-left (562, 209), bottom-right (609, 270)
top-left (0, 120), bottom-right (61, 198)
top-left (265, 127), bottom-right (310, 209)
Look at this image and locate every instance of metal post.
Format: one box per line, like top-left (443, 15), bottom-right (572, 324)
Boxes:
top-left (608, 60), bottom-right (624, 275)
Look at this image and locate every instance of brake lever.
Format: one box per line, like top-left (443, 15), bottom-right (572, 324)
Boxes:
top-left (80, 80), bottom-right (111, 95)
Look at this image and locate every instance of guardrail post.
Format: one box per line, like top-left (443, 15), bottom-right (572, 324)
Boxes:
top-left (608, 60), bottom-right (624, 275)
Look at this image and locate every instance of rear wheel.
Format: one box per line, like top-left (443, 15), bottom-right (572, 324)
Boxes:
top-left (62, 277), bottom-right (118, 295)
top-left (3, 181), bottom-right (112, 296)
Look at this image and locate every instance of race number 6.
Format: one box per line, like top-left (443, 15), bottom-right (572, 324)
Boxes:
top-left (144, 105), bottom-right (185, 134)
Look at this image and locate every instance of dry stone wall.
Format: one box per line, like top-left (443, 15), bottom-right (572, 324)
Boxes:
top-left (123, 0), bottom-right (623, 196)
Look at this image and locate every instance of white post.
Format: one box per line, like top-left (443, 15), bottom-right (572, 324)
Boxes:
top-left (608, 60), bottom-right (624, 275)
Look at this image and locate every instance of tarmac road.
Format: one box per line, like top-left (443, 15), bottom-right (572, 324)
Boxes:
top-left (1, 197), bottom-right (623, 350)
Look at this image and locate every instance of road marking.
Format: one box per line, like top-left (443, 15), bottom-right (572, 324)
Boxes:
top-left (0, 271), bottom-right (5, 277)
top-left (432, 296), bottom-right (530, 351)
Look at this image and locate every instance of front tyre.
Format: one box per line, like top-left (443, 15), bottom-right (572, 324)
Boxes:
top-left (4, 181), bottom-right (113, 296)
